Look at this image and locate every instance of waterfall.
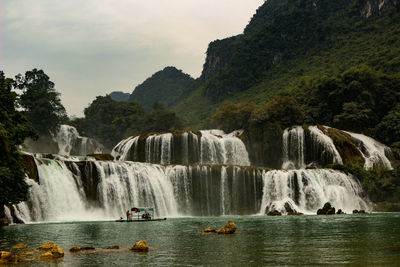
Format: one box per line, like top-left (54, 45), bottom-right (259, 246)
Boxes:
top-left (282, 126), bottom-right (305, 169)
top-left (112, 130), bottom-right (250, 166)
top-left (12, 155), bottom-right (371, 222)
top-left (200, 130), bottom-right (250, 166)
top-left (309, 126), bottom-right (343, 165)
top-left (54, 125), bottom-right (103, 156)
top-left (145, 133), bottom-right (173, 164)
top-left (345, 131), bottom-right (392, 170)
top-left (111, 136), bottom-right (139, 161)
top-left (259, 169), bottom-right (369, 215)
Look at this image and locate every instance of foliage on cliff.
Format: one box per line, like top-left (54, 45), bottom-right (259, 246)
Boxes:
top-left (70, 96), bottom-right (182, 149)
top-left (129, 67), bottom-right (196, 112)
top-left (172, 0), bottom-right (400, 128)
top-left (0, 71), bottom-right (37, 214)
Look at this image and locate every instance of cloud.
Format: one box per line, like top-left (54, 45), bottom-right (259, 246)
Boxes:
top-left (1, 0), bottom-right (263, 116)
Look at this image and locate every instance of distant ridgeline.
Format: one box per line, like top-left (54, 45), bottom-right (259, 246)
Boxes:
top-left (109, 66), bottom-right (196, 112)
top-left (7, 125), bottom-right (397, 223)
top-left (108, 0), bottom-right (400, 128)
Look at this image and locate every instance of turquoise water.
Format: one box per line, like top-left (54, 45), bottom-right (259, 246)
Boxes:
top-left (1, 213), bottom-right (400, 266)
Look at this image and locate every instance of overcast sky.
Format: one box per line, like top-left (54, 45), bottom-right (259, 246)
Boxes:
top-left (1, 0), bottom-right (263, 116)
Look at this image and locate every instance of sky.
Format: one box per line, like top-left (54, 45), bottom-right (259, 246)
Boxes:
top-left (1, 0), bottom-right (264, 117)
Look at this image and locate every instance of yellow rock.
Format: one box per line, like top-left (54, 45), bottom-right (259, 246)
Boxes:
top-left (38, 242), bottom-right (64, 258)
top-left (12, 243), bottom-right (27, 249)
top-left (217, 220), bottom-right (237, 234)
top-left (131, 240), bottom-right (149, 252)
top-left (204, 227), bottom-right (216, 233)
top-left (0, 251), bottom-right (18, 263)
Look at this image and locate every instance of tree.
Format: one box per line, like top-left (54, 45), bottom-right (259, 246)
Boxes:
top-left (0, 71), bottom-right (37, 217)
top-left (250, 95), bottom-right (304, 128)
top-left (211, 101), bottom-right (255, 132)
top-left (375, 105), bottom-right (400, 145)
top-left (15, 69), bottom-right (67, 135)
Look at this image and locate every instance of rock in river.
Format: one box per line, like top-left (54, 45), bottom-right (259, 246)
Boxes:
top-left (217, 221), bottom-right (237, 234)
top-left (131, 240), bottom-right (149, 252)
top-left (38, 242), bottom-right (64, 258)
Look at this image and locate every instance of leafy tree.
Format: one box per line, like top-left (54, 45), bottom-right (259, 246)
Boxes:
top-left (375, 105), bottom-right (400, 145)
top-left (250, 95), bottom-right (305, 128)
top-left (15, 69), bottom-right (67, 135)
top-left (0, 71), bottom-right (37, 217)
top-left (210, 101), bottom-right (255, 132)
top-left (144, 103), bottom-right (183, 133)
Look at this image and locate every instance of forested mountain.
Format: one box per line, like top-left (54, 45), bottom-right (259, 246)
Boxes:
top-left (109, 91), bottom-right (130, 102)
top-left (170, 0), bottom-right (400, 127)
top-left (128, 67), bottom-right (196, 112)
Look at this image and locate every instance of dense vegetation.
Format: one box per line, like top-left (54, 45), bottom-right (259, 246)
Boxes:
top-left (0, 71), bottom-right (37, 218)
top-left (70, 96), bottom-right (183, 149)
top-left (128, 67), bottom-right (196, 112)
top-left (171, 0), bottom-right (400, 128)
top-left (15, 69), bottom-right (67, 135)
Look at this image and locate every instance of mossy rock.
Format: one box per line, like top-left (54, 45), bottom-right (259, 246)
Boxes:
top-left (324, 127), bottom-right (365, 165)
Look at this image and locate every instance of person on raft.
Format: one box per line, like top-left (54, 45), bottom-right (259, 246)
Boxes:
top-left (126, 210), bottom-right (130, 221)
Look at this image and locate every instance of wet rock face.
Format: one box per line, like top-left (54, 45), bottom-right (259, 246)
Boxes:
top-left (317, 202), bottom-right (336, 215)
top-left (217, 221), bottom-right (237, 234)
top-left (12, 243), bottom-right (27, 249)
top-left (267, 210), bottom-right (282, 216)
top-left (131, 240), bottom-right (149, 252)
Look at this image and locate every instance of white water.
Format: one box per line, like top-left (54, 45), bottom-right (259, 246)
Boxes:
top-left (345, 131), bottom-right (392, 169)
top-left (112, 130), bottom-right (250, 166)
top-left (200, 130), bottom-right (250, 166)
top-left (54, 125), bottom-right (103, 156)
top-left (259, 169), bottom-right (369, 215)
top-left (282, 126), bottom-right (305, 169)
top-left (309, 126), bottom-right (343, 164)
top-left (12, 155), bottom-right (371, 222)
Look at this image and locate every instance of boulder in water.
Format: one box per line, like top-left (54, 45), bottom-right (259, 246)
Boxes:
top-left (217, 221), bottom-right (237, 234)
top-left (336, 209), bottom-right (345, 214)
top-left (105, 245), bottom-right (119, 250)
top-left (12, 243), bottom-right (27, 249)
top-left (204, 227), bottom-right (216, 233)
top-left (131, 240), bottom-right (149, 252)
top-left (359, 210), bottom-right (368, 214)
top-left (267, 210), bottom-right (282, 216)
top-left (284, 203), bottom-right (303, 215)
top-left (38, 242), bottom-right (64, 258)
top-left (69, 246), bottom-right (81, 253)
top-left (317, 202), bottom-right (336, 215)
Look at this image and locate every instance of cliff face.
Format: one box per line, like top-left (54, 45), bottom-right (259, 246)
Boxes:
top-left (199, 0), bottom-right (400, 102)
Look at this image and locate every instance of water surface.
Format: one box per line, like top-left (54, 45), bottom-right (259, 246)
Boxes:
top-left (1, 213), bottom-right (399, 266)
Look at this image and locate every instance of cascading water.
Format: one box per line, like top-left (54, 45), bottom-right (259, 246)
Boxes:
top-left (309, 126), bottom-right (343, 165)
top-left (13, 125), bottom-right (392, 223)
top-left (259, 169), bottom-right (369, 215)
top-left (345, 131), bottom-right (393, 170)
top-left (282, 126), bottom-right (305, 169)
top-left (200, 130), bottom-right (250, 166)
top-left (54, 125), bottom-right (103, 156)
top-left (12, 155), bottom-right (371, 222)
top-left (112, 130), bottom-right (250, 166)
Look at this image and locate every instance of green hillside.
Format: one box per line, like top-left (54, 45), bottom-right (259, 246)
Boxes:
top-left (128, 66), bottom-right (196, 112)
top-left (172, 0), bottom-right (400, 128)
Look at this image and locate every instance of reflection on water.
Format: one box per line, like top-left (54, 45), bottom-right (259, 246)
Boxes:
top-left (0, 213), bottom-right (400, 266)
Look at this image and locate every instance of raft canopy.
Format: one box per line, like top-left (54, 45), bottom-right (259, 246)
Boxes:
top-left (131, 207), bottom-right (154, 213)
